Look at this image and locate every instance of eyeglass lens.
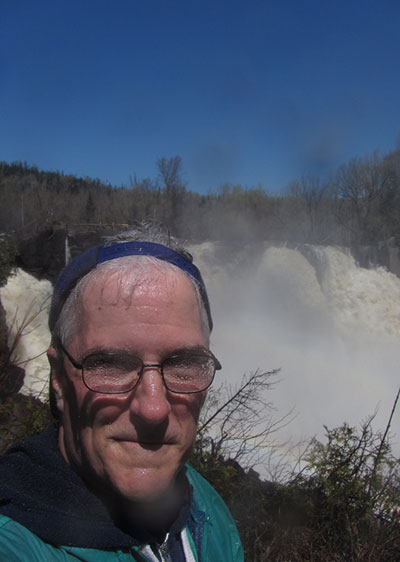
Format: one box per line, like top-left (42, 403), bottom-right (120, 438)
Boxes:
top-left (82, 352), bottom-right (216, 394)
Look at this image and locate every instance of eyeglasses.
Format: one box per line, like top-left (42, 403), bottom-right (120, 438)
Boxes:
top-left (58, 343), bottom-right (221, 395)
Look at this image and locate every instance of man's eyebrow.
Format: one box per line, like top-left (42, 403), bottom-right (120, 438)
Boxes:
top-left (166, 345), bottom-right (210, 356)
top-left (79, 346), bottom-right (132, 358)
top-left (80, 345), bottom-right (210, 357)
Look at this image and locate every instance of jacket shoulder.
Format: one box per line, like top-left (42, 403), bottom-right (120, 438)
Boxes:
top-left (0, 516), bottom-right (140, 561)
top-left (185, 465), bottom-right (244, 562)
top-left (186, 464), bottom-right (233, 516)
top-left (0, 514), bottom-right (65, 561)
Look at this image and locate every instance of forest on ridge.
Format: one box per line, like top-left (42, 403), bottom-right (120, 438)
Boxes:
top-left (1, 145), bottom-right (400, 249)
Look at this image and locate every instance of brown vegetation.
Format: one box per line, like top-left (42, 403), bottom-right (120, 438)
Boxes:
top-left (1, 147), bottom-right (400, 250)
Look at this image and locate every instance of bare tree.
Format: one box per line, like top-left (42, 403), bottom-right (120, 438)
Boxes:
top-left (332, 150), bottom-right (395, 244)
top-left (156, 156), bottom-right (187, 233)
top-left (288, 174), bottom-right (333, 243)
top-left (157, 156), bottom-right (186, 193)
top-left (195, 369), bottom-right (294, 473)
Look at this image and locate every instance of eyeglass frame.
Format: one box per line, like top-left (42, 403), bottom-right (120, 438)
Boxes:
top-left (57, 342), bottom-right (221, 395)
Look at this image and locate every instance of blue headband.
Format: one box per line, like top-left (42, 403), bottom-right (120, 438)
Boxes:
top-left (49, 241), bottom-right (213, 332)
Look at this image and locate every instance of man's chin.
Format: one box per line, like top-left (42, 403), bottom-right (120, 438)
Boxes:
top-left (110, 467), bottom-right (178, 504)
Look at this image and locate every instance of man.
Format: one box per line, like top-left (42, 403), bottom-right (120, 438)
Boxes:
top-left (0, 224), bottom-right (244, 561)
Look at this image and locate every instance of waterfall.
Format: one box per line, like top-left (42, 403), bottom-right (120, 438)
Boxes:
top-left (1, 244), bottom-right (400, 461)
top-left (189, 243), bottom-right (400, 456)
top-left (65, 235), bottom-right (71, 265)
top-left (0, 269), bottom-right (52, 397)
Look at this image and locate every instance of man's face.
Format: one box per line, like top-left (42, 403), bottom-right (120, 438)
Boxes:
top-left (49, 266), bottom-right (207, 503)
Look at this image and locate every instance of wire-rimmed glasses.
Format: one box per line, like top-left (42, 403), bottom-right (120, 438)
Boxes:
top-left (59, 343), bottom-right (221, 395)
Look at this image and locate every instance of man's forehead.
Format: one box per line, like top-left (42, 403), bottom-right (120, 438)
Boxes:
top-left (80, 263), bottom-right (196, 309)
top-left (49, 240), bottom-right (213, 332)
top-left (75, 264), bottom-right (206, 350)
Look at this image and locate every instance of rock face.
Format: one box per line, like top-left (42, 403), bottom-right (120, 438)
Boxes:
top-left (0, 300), bottom-right (8, 355)
top-left (17, 226), bottom-right (67, 282)
top-left (16, 224), bottom-right (131, 282)
top-left (0, 299), bottom-right (25, 399)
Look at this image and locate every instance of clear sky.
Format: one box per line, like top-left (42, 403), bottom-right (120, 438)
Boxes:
top-left (2, 0), bottom-right (400, 194)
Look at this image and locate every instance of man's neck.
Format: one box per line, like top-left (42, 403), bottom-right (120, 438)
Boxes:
top-left (97, 469), bottom-right (190, 542)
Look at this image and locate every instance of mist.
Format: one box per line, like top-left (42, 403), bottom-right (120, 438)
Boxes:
top-left (1, 242), bottom-right (400, 470)
top-left (189, 241), bottom-right (400, 462)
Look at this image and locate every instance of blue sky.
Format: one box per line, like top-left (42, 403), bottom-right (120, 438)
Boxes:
top-left (1, 0), bottom-right (400, 194)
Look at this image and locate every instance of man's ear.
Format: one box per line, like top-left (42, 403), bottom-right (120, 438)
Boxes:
top-left (47, 346), bottom-right (64, 415)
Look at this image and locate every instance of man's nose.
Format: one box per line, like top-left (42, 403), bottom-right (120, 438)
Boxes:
top-left (128, 365), bottom-right (172, 424)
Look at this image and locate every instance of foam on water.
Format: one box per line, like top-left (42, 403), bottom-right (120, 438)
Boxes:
top-left (0, 269), bottom-right (52, 397)
top-left (320, 246), bottom-right (400, 339)
top-left (189, 243), bottom-right (400, 461)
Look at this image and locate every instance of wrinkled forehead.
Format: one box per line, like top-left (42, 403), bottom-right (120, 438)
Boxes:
top-left (54, 255), bottom-right (211, 347)
top-left (72, 260), bottom-right (206, 348)
top-left (80, 259), bottom-right (188, 309)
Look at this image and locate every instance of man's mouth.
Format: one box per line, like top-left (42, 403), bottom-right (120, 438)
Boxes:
top-left (113, 436), bottom-right (173, 448)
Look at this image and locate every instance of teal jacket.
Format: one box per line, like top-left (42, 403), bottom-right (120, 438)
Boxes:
top-left (0, 466), bottom-right (243, 561)
top-left (0, 425), bottom-right (243, 562)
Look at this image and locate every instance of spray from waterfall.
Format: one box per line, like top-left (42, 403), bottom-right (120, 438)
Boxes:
top-left (1, 244), bottom-right (400, 463)
top-left (189, 243), bottom-right (400, 457)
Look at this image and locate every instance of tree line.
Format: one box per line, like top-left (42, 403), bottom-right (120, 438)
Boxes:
top-left (1, 147), bottom-right (400, 247)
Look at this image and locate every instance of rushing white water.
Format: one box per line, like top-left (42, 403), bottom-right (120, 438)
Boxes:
top-left (1, 246), bottom-right (399, 468)
top-left (65, 236), bottom-right (71, 265)
top-left (0, 269), bottom-right (52, 397)
top-left (190, 243), bottom-right (400, 463)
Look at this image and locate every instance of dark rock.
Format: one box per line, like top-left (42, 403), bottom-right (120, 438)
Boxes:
top-left (0, 299), bottom-right (25, 398)
top-left (16, 226), bottom-right (67, 282)
top-left (16, 224), bottom-right (132, 283)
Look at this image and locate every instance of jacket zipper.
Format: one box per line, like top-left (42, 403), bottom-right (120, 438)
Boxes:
top-left (157, 537), bottom-right (173, 562)
top-left (136, 535), bottom-right (172, 562)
